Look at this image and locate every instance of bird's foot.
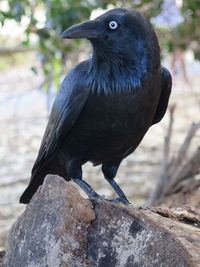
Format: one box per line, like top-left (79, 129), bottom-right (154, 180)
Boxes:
top-left (71, 178), bottom-right (131, 205)
top-left (107, 197), bottom-right (132, 206)
top-left (138, 206), bottom-right (144, 210)
top-left (89, 194), bottom-right (105, 201)
top-left (72, 178), bottom-right (105, 200)
top-left (89, 196), bottom-right (131, 205)
top-left (138, 205), bottom-right (148, 210)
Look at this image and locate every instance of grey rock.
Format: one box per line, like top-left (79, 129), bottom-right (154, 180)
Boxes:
top-left (4, 175), bottom-right (200, 267)
top-left (5, 175), bottom-right (95, 267)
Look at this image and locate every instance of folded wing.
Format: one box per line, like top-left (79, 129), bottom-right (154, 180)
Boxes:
top-left (152, 66), bottom-right (172, 125)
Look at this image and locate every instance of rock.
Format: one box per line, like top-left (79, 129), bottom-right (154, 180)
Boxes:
top-left (0, 251), bottom-right (5, 267)
top-left (4, 175), bottom-right (95, 267)
top-left (4, 175), bottom-right (200, 267)
top-left (88, 202), bottom-right (200, 267)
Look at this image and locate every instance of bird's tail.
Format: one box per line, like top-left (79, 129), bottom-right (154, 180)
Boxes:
top-left (20, 159), bottom-right (68, 204)
top-left (19, 173), bottom-right (45, 204)
top-left (19, 161), bottom-right (52, 204)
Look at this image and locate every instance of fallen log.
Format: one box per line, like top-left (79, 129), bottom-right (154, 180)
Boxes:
top-left (4, 175), bottom-right (200, 267)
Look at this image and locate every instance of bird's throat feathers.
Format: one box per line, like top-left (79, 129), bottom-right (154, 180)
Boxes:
top-left (88, 47), bottom-right (148, 95)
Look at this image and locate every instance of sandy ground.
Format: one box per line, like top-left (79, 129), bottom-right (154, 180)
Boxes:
top-left (0, 53), bottom-right (199, 249)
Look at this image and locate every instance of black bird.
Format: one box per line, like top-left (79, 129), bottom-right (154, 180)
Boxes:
top-left (20, 8), bottom-right (171, 205)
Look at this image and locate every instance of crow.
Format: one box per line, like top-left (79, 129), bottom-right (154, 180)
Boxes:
top-left (20, 8), bottom-right (172, 205)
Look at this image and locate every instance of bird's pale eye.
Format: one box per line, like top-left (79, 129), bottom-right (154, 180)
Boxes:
top-left (109, 21), bottom-right (118, 30)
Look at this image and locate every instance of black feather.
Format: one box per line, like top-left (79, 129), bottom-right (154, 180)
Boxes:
top-left (20, 8), bottom-right (171, 204)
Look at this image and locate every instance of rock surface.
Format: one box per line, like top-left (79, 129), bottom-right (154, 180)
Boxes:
top-left (4, 175), bottom-right (200, 267)
top-left (4, 175), bottom-right (95, 267)
top-left (0, 251), bottom-right (5, 267)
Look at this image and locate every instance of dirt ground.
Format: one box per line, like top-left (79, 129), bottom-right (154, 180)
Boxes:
top-left (0, 52), bottom-right (199, 249)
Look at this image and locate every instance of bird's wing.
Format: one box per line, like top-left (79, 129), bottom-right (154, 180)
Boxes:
top-left (151, 66), bottom-right (172, 125)
top-left (31, 61), bottom-right (90, 177)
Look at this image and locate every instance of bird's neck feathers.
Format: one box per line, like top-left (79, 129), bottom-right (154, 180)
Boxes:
top-left (88, 42), bottom-right (148, 95)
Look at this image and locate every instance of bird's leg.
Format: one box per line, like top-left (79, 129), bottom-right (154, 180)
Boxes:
top-left (66, 159), bottom-right (104, 200)
top-left (102, 160), bottom-right (131, 205)
top-left (72, 178), bottom-right (103, 199)
top-left (105, 178), bottom-right (131, 205)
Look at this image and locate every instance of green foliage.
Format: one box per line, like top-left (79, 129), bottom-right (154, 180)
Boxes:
top-left (1, 0), bottom-right (199, 90)
top-left (173, 0), bottom-right (199, 47)
top-left (157, 0), bottom-right (200, 57)
top-left (132, 0), bottom-right (163, 18)
top-left (0, 0), bottom-right (108, 90)
top-left (0, 52), bottom-right (29, 71)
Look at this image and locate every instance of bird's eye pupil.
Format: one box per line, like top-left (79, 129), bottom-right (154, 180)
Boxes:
top-left (109, 21), bottom-right (118, 30)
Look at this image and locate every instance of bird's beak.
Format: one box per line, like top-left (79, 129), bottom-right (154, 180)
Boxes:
top-left (61, 20), bottom-right (100, 39)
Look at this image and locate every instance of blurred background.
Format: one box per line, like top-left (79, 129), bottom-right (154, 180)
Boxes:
top-left (0, 0), bottom-right (200, 249)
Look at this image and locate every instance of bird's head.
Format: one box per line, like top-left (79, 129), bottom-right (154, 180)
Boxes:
top-left (61, 8), bottom-right (160, 93)
top-left (61, 8), bottom-right (156, 59)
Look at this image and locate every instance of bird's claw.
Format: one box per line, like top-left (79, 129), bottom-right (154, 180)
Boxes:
top-left (89, 195), bottom-right (131, 205)
top-left (89, 194), bottom-right (105, 201)
top-left (107, 197), bottom-right (132, 206)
